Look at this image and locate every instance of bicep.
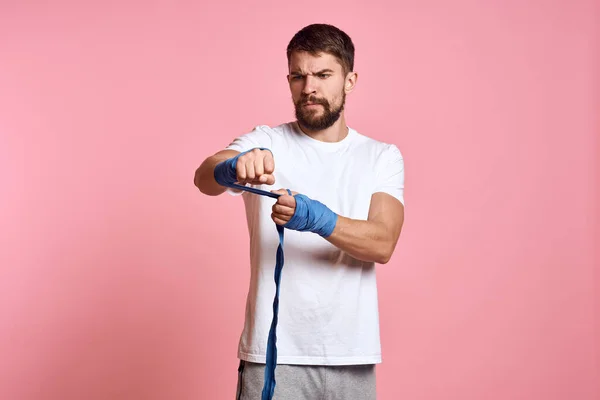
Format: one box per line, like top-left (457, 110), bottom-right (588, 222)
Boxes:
top-left (368, 192), bottom-right (404, 244)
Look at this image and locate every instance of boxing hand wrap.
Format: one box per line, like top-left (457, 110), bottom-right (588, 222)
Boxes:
top-left (284, 194), bottom-right (338, 238)
top-left (213, 148), bottom-right (270, 186)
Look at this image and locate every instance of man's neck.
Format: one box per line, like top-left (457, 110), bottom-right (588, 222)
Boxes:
top-left (297, 114), bottom-right (349, 143)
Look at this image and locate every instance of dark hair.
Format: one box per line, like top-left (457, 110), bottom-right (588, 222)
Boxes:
top-left (286, 23), bottom-right (355, 75)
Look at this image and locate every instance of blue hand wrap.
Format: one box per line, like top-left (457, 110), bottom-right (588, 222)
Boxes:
top-left (284, 194), bottom-right (338, 238)
top-left (213, 155), bottom-right (239, 186)
top-left (214, 147), bottom-right (271, 185)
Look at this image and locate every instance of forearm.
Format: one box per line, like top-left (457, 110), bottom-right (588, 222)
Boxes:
top-left (274, 192), bottom-right (402, 264)
top-left (194, 150), bottom-right (239, 196)
top-left (325, 215), bottom-right (396, 264)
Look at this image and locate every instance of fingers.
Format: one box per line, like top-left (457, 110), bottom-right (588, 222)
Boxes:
top-left (272, 207), bottom-right (294, 225)
top-left (272, 214), bottom-right (289, 226)
top-left (277, 194), bottom-right (296, 208)
top-left (269, 190), bottom-right (296, 206)
top-left (254, 156), bottom-right (264, 178)
top-left (246, 161), bottom-right (255, 181)
top-left (259, 151), bottom-right (275, 184)
top-left (236, 158), bottom-right (247, 182)
top-left (263, 174), bottom-right (275, 185)
top-left (273, 203), bottom-right (295, 216)
top-left (236, 149), bottom-right (276, 185)
top-left (263, 151), bottom-right (275, 174)
top-left (269, 188), bottom-right (297, 225)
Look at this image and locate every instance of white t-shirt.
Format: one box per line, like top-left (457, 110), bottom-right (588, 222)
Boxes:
top-left (225, 121), bottom-right (404, 366)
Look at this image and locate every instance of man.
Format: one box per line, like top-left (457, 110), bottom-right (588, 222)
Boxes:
top-left (194, 23), bottom-right (405, 399)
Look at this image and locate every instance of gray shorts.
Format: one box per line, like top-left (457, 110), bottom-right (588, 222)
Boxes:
top-left (235, 360), bottom-right (376, 400)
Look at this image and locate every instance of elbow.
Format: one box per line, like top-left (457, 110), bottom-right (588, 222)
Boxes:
top-left (193, 168), bottom-right (207, 193)
top-left (374, 243), bottom-right (395, 264)
top-left (193, 165), bottom-right (217, 196)
top-left (374, 231), bottom-right (402, 264)
top-left (193, 168), bottom-right (201, 190)
top-left (194, 171), bottom-right (226, 197)
top-left (375, 254), bottom-right (392, 265)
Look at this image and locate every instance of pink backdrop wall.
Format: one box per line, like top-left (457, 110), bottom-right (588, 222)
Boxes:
top-left (1, 1), bottom-right (598, 399)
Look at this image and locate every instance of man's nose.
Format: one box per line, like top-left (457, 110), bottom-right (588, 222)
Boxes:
top-left (302, 75), bottom-right (318, 95)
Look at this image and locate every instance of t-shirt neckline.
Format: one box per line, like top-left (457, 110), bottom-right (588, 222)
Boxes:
top-left (291, 121), bottom-right (356, 151)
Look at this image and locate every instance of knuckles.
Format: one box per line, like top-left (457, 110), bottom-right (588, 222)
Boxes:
top-left (235, 150), bottom-right (275, 183)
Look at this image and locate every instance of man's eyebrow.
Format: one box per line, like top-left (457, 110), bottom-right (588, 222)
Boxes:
top-left (290, 69), bottom-right (335, 75)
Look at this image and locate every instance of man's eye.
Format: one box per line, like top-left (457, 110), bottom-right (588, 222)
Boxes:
top-left (318, 74), bottom-right (330, 79)
top-left (291, 75), bottom-right (303, 80)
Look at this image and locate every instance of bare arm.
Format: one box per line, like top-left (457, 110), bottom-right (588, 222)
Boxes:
top-left (325, 193), bottom-right (404, 264)
top-left (194, 150), bottom-right (240, 196)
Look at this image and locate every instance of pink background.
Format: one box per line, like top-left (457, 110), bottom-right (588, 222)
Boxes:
top-left (1, 1), bottom-right (598, 399)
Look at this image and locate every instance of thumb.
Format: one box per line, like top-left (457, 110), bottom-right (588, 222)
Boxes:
top-left (270, 188), bottom-right (287, 195)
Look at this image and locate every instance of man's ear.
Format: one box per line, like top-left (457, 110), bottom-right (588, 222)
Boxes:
top-left (345, 72), bottom-right (358, 93)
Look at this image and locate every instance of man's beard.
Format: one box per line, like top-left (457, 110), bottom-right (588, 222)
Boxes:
top-left (294, 91), bottom-right (345, 131)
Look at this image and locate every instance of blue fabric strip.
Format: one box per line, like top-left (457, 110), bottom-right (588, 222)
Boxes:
top-left (222, 181), bottom-right (287, 400)
top-left (261, 211), bottom-right (286, 400)
top-left (227, 182), bottom-right (282, 199)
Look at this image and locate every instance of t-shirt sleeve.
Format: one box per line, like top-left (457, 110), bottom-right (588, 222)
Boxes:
top-left (225, 125), bottom-right (273, 153)
top-left (222, 125), bottom-right (274, 197)
top-left (373, 144), bottom-right (405, 205)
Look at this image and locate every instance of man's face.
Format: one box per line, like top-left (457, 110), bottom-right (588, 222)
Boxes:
top-left (288, 51), bottom-right (348, 131)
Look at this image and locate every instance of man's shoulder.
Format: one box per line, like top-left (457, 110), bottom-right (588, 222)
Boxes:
top-left (248, 121), bottom-right (294, 133)
top-left (350, 128), bottom-right (401, 154)
top-left (242, 122), bottom-right (295, 141)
